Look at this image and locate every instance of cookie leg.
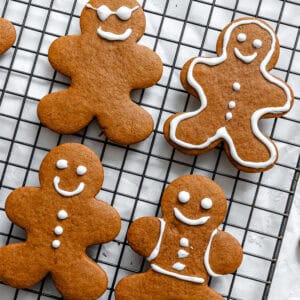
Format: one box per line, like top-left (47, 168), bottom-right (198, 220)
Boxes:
top-left (164, 110), bottom-right (224, 154)
top-left (0, 243), bottom-right (48, 288)
top-left (52, 256), bottom-right (107, 300)
top-left (96, 96), bottom-right (154, 144)
top-left (225, 125), bottom-right (278, 172)
top-left (38, 88), bottom-right (93, 134)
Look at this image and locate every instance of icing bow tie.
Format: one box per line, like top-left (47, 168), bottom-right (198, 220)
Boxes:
top-left (86, 3), bottom-right (139, 21)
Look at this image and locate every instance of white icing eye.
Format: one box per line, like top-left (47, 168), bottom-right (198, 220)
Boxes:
top-left (237, 33), bottom-right (247, 42)
top-left (56, 159), bottom-right (68, 169)
top-left (201, 198), bottom-right (213, 210)
top-left (178, 191), bottom-right (190, 203)
top-left (116, 6), bottom-right (132, 20)
top-left (77, 165), bottom-right (87, 176)
top-left (97, 5), bottom-right (111, 21)
top-left (253, 39), bottom-right (262, 49)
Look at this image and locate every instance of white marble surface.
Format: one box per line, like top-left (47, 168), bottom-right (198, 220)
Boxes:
top-left (269, 180), bottom-right (300, 300)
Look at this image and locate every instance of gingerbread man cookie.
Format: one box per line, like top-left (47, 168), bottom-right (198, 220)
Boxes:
top-left (38, 0), bottom-right (163, 145)
top-left (164, 18), bottom-right (294, 172)
top-left (115, 175), bottom-right (243, 300)
top-left (0, 18), bottom-right (16, 55)
top-left (0, 143), bottom-right (121, 300)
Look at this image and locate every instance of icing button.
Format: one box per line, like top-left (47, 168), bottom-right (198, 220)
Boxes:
top-left (52, 240), bottom-right (61, 249)
top-left (225, 112), bottom-right (233, 121)
top-left (172, 262), bottom-right (186, 271)
top-left (232, 82), bottom-right (240, 91)
top-left (180, 238), bottom-right (189, 247)
top-left (228, 101), bottom-right (236, 109)
top-left (54, 225), bottom-right (64, 236)
top-left (178, 249), bottom-right (189, 258)
top-left (57, 210), bottom-right (68, 220)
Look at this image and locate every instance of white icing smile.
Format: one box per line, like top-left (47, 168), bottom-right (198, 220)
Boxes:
top-left (234, 47), bottom-right (257, 63)
top-left (97, 27), bottom-right (132, 41)
top-left (174, 208), bottom-right (210, 226)
top-left (53, 176), bottom-right (85, 197)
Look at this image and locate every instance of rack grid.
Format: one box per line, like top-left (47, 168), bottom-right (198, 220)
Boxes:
top-left (0, 0), bottom-right (299, 299)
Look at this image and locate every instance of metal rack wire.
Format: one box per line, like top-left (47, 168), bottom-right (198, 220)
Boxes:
top-left (0, 0), bottom-right (299, 299)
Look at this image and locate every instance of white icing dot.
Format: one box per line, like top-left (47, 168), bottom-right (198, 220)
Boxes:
top-left (201, 198), bottom-right (213, 210)
top-left (178, 191), bottom-right (190, 203)
top-left (225, 112), bottom-right (233, 121)
top-left (180, 238), bottom-right (189, 248)
top-left (237, 33), bottom-right (246, 42)
top-left (76, 165), bottom-right (87, 176)
top-left (253, 39), bottom-right (262, 49)
top-left (228, 101), bottom-right (236, 109)
top-left (56, 159), bottom-right (68, 169)
top-left (232, 82), bottom-right (240, 91)
top-left (54, 226), bottom-right (64, 235)
top-left (57, 210), bottom-right (68, 220)
top-left (172, 262), bottom-right (186, 271)
top-left (52, 240), bottom-right (61, 249)
top-left (178, 249), bottom-right (189, 258)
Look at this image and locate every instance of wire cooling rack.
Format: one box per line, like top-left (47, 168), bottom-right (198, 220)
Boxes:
top-left (0, 0), bottom-right (300, 299)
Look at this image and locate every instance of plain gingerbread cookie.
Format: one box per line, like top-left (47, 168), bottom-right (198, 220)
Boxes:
top-left (115, 174), bottom-right (243, 300)
top-left (38, 0), bottom-right (163, 145)
top-left (0, 18), bottom-right (16, 55)
top-left (164, 17), bottom-right (294, 173)
top-left (0, 143), bottom-right (121, 300)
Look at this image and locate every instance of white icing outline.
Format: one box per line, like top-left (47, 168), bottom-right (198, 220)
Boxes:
top-left (174, 208), bottom-right (210, 226)
top-left (151, 264), bottom-right (205, 284)
top-left (169, 18), bottom-right (293, 170)
top-left (97, 27), bottom-right (132, 41)
top-left (204, 229), bottom-right (222, 277)
top-left (53, 176), bottom-right (85, 197)
top-left (234, 47), bottom-right (257, 63)
top-left (147, 218), bottom-right (166, 261)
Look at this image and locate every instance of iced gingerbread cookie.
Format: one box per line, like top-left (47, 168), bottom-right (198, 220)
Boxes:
top-left (0, 18), bottom-right (16, 54)
top-left (164, 17), bottom-right (294, 172)
top-left (0, 143), bottom-right (121, 300)
top-left (38, 0), bottom-right (163, 145)
top-left (115, 175), bottom-right (243, 300)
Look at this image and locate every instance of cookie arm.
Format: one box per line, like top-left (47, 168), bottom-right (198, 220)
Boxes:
top-left (208, 231), bottom-right (243, 275)
top-left (5, 187), bottom-right (39, 229)
top-left (127, 217), bottom-right (161, 258)
top-left (48, 35), bottom-right (81, 77)
top-left (131, 46), bottom-right (163, 88)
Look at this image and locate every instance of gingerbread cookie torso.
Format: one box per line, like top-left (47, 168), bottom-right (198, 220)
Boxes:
top-left (0, 143), bottom-right (121, 300)
top-left (38, 0), bottom-right (163, 145)
top-left (115, 175), bottom-right (243, 300)
top-left (0, 18), bottom-right (16, 55)
top-left (164, 18), bottom-right (294, 172)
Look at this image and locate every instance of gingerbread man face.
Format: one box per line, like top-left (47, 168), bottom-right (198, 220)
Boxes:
top-left (219, 19), bottom-right (278, 66)
top-left (39, 143), bottom-right (103, 198)
top-left (82, 0), bottom-right (145, 42)
top-left (161, 176), bottom-right (227, 231)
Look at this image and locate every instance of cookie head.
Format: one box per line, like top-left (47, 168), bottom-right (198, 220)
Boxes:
top-left (82, 0), bottom-right (145, 42)
top-left (39, 143), bottom-right (103, 198)
top-left (161, 175), bottom-right (227, 230)
top-left (220, 18), bottom-right (279, 66)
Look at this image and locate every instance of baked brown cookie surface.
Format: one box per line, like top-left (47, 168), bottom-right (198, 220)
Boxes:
top-left (0, 143), bottom-right (121, 300)
top-left (0, 18), bottom-right (16, 55)
top-left (115, 174), bottom-right (243, 300)
top-left (38, 0), bottom-right (163, 145)
top-left (164, 17), bottom-right (294, 172)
